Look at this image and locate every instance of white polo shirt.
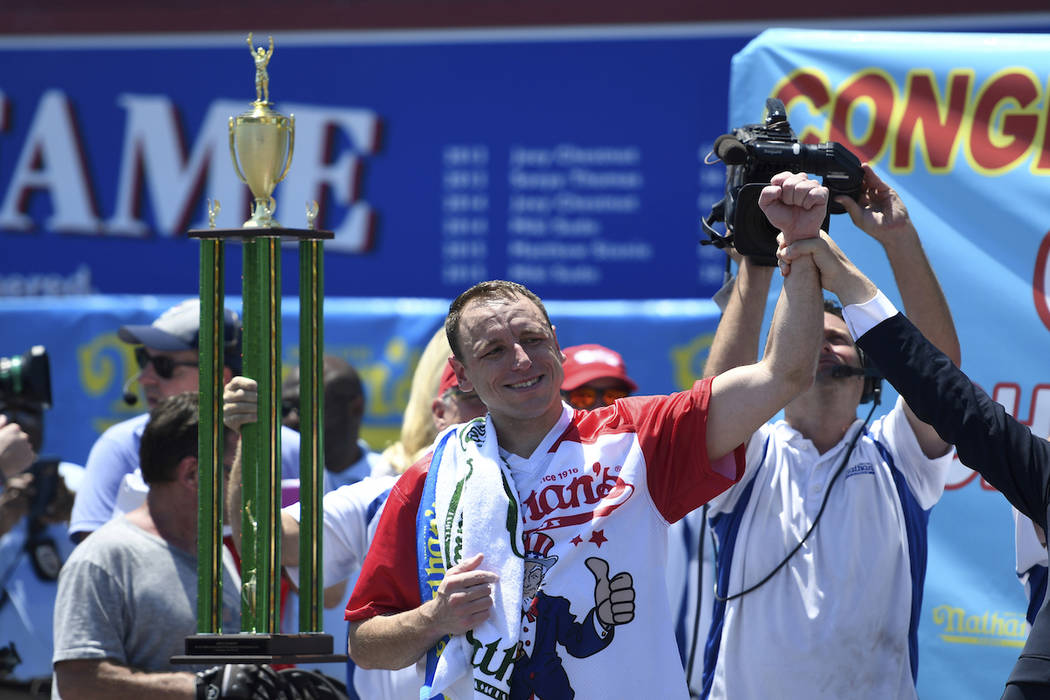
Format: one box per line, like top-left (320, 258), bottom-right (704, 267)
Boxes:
top-left (703, 396), bottom-right (953, 700)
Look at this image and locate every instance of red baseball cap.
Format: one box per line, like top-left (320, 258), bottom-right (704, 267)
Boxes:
top-left (437, 360), bottom-right (459, 398)
top-left (561, 344), bottom-right (637, 392)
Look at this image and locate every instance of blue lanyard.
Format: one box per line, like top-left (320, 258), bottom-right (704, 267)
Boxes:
top-left (416, 430), bottom-right (454, 700)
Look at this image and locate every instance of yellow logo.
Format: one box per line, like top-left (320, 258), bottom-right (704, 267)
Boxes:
top-left (931, 605), bottom-right (1029, 648)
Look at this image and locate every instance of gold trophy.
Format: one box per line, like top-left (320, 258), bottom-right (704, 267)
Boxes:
top-left (229, 33), bottom-right (295, 228)
top-left (177, 32), bottom-right (337, 668)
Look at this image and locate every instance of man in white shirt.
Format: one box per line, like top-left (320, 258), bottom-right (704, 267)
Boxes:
top-left (701, 165), bottom-right (959, 700)
top-left (778, 229), bottom-right (1050, 700)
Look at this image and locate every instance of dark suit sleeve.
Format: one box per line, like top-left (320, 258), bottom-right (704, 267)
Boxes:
top-left (857, 313), bottom-right (1050, 529)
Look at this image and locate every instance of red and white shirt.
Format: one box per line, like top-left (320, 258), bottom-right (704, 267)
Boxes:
top-left (348, 378), bottom-right (744, 699)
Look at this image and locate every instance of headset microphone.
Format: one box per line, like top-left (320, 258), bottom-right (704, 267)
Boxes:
top-left (121, 376), bottom-right (139, 406)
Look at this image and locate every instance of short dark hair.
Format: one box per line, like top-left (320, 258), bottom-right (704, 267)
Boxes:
top-left (823, 297), bottom-right (845, 320)
top-left (282, 356), bottom-right (365, 433)
top-left (445, 280), bottom-right (553, 361)
top-left (139, 392), bottom-right (199, 485)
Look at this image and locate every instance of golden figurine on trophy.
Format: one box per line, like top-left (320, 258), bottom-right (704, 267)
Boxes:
top-left (229, 33), bottom-right (295, 228)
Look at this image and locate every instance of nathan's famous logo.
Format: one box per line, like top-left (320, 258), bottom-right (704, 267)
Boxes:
top-left (932, 604), bottom-right (1029, 648)
top-left (522, 461), bottom-right (634, 532)
top-left (769, 67), bottom-right (1050, 176)
top-left (422, 506), bottom-right (446, 599)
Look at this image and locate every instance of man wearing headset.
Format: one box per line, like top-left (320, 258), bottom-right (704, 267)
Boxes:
top-left (68, 299), bottom-right (301, 543)
top-left (699, 164), bottom-right (960, 700)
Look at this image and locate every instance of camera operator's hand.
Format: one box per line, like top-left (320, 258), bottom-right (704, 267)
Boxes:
top-left (758, 172), bottom-right (829, 246)
top-left (835, 164), bottom-right (917, 248)
top-left (0, 472), bottom-right (33, 537)
top-left (222, 377), bottom-right (259, 434)
top-left (0, 415), bottom-right (34, 480)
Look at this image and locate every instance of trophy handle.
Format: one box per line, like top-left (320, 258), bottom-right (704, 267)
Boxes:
top-left (228, 116), bottom-right (249, 184)
top-left (276, 114), bottom-right (295, 185)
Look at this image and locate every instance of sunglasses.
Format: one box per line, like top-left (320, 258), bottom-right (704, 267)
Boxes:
top-left (134, 347), bottom-right (197, 380)
top-left (565, 386), bottom-right (630, 410)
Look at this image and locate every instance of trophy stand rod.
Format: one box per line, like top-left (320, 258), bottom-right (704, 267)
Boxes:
top-left (197, 237), bottom-right (226, 634)
top-left (297, 238), bottom-right (324, 632)
top-left (241, 235), bottom-right (284, 633)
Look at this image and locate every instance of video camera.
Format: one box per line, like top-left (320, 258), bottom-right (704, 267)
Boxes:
top-left (0, 346), bottom-right (52, 409)
top-left (703, 98), bottom-right (864, 265)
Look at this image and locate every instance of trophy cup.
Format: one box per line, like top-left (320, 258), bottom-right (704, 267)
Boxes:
top-left (175, 33), bottom-right (336, 667)
top-left (229, 33), bottom-right (294, 228)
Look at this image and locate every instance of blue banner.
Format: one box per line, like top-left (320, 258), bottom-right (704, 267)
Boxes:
top-left (0, 29), bottom-right (766, 301)
top-left (727, 28), bottom-right (1050, 698)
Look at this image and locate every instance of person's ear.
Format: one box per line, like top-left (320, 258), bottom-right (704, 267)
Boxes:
top-left (179, 455), bottom-right (199, 490)
top-left (431, 398), bottom-right (447, 430)
top-left (552, 324), bottom-right (565, 363)
top-left (450, 357), bottom-right (473, 392)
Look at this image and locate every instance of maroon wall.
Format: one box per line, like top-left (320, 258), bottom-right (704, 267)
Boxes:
top-left (2, 0), bottom-right (1048, 34)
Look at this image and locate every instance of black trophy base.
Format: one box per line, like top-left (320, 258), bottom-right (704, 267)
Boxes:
top-left (171, 633), bottom-right (346, 665)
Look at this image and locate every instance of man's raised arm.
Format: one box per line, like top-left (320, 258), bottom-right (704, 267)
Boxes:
top-left (704, 172), bottom-right (823, 461)
top-left (222, 376), bottom-right (301, 567)
top-left (838, 164), bottom-right (961, 457)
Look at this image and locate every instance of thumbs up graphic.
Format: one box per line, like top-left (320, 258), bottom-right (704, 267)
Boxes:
top-left (586, 557), bottom-right (636, 629)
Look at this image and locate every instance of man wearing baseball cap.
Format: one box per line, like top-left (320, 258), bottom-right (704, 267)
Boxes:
top-left (69, 299), bottom-right (300, 543)
top-left (560, 344), bottom-right (638, 411)
top-left (431, 360), bottom-right (487, 431)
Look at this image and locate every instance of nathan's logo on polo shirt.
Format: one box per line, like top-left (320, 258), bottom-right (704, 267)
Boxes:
top-left (844, 463), bottom-right (875, 479)
top-left (521, 461), bottom-right (634, 533)
top-left (931, 604), bottom-right (1029, 648)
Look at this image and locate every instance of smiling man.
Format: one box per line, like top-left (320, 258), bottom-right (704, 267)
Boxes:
top-left (345, 172), bottom-right (828, 699)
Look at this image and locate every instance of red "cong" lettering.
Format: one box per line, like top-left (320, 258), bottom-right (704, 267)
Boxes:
top-left (772, 66), bottom-right (1050, 175)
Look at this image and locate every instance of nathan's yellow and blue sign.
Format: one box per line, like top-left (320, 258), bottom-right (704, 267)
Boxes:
top-left (729, 28), bottom-right (1050, 699)
top-left (931, 605), bottom-right (1029, 648)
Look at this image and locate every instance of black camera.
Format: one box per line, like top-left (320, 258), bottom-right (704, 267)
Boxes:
top-left (0, 346), bottom-right (52, 409)
top-left (703, 98), bottom-right (864, 265)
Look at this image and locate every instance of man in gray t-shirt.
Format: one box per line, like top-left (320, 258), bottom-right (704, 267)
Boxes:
top-left (53, 516), bottom-right (240, 675)
top-left (52, 393), bottom-right (240, 698)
